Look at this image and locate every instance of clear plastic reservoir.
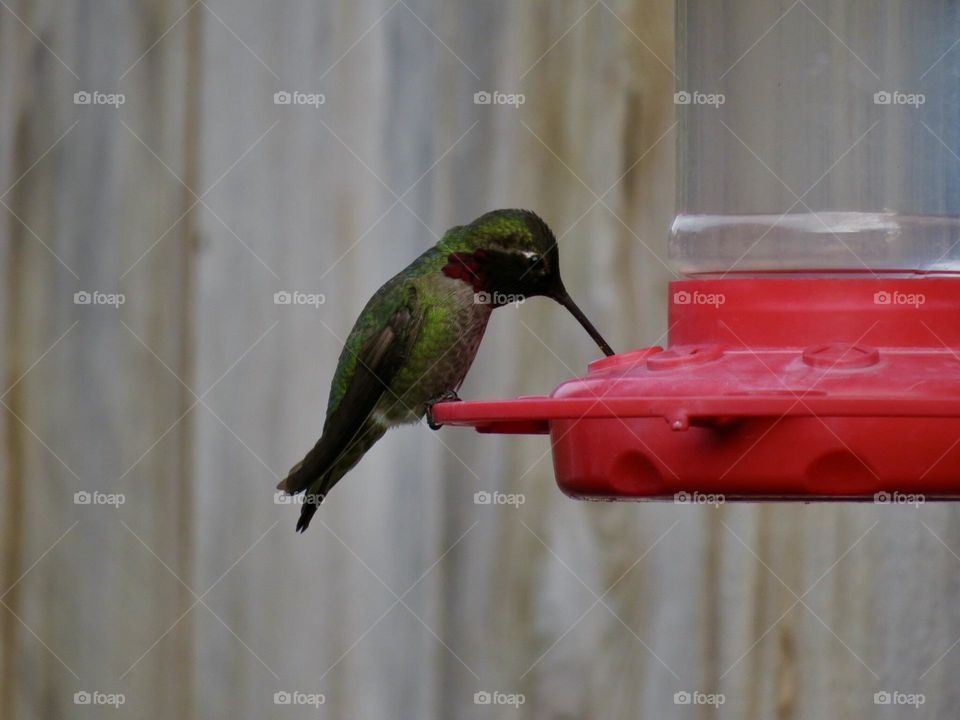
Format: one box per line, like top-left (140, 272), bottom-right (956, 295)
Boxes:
top-left (672, 1), bottom-right (960, 275)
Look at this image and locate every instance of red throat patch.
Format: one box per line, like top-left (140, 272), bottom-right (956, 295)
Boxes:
top-left (442, 251), bottom-right (487, 292)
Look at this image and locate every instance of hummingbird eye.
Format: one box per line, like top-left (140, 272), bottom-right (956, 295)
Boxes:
top-left (527, 254), bottom-right (541, 267)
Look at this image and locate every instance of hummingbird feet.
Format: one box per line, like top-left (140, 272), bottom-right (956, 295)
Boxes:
top-left (425, 390), bottom-right (461, 431)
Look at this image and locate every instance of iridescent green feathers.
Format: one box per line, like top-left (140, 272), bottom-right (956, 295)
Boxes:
top-left (278, 209), bottom-right (606, 533)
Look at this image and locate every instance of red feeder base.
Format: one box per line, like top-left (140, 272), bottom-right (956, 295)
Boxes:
top-left (432, 278), bottom-right (960, 500)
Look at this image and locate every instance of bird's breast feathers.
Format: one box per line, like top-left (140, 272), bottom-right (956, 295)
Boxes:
top-left (375, 273), bottom-right (492, 425)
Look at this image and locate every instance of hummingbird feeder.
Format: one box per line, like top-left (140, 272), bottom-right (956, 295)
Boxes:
top-left (432, 2), bottom-right (960, 500)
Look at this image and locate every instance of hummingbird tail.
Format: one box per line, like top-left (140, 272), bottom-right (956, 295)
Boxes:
top-left (277, 460), bottom-right (304, 493)
top-left (294, 472), bottom-right (339, 533)
top-left (277, 444), bottom-right (327, 495)
top-left (296, 496), bottom-right (320, 533)
top-left (279, 422), bottom-right (387, 532)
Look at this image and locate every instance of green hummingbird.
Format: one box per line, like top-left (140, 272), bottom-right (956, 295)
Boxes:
top-left (277, 209), bottom-right (614, 532)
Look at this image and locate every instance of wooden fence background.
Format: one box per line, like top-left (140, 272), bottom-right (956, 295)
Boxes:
top-left (1, 1), bottom-right (959, 718)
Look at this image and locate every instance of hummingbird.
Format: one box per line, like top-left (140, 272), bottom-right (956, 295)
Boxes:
top-left (277, 208), bottom-right (614, 532)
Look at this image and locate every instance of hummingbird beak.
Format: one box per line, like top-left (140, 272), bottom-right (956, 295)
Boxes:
top-left (553, 288), bottom-right (615, 357)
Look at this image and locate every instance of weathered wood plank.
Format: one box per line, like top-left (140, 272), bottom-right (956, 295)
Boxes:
top-left (7, 1), bottom-right (960, 719)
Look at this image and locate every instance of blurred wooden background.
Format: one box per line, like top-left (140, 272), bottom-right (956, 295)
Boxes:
top-left (2, 1), bottom-right (960, 718)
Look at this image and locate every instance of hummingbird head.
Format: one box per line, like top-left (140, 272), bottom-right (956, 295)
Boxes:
top-left (442, 209), bottom-right (615, 356)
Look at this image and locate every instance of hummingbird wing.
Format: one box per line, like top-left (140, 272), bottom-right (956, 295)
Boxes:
top-left (277, 293), bottom-right (423, 497)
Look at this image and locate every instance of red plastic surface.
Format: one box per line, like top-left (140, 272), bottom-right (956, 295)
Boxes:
top-left (432, 278), bottom-right (960, 499)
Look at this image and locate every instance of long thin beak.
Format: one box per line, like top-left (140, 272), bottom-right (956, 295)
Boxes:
top-left (554, 290), bottom-right (615, 357)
